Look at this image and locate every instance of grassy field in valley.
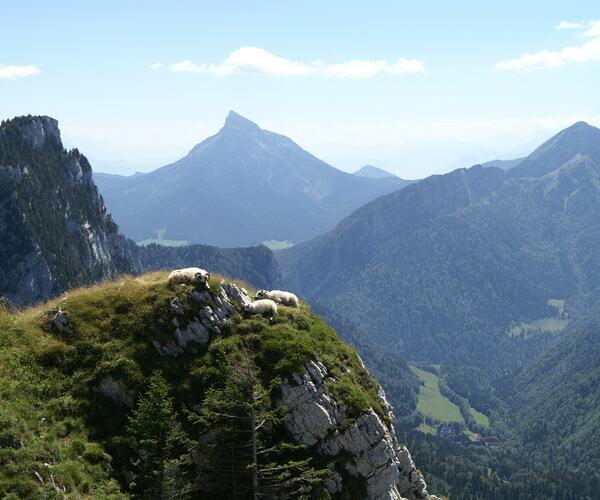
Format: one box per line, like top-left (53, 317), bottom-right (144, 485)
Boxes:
top-left (469, 406), bottom-right (490, 428)
top-left (409, 365), bottom-right (464, 424)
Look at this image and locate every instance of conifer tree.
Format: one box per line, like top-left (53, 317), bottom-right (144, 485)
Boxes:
top-left (127, 371), bottom-right (191, 498)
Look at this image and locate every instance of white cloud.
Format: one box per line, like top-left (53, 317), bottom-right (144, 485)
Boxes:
top-left (493, 32), bottom-right (600, 72)
top-left (159, 47), bottom-right (426, 78)
top-left (555, 20), bottom-right (584, 30)
top-left (585, 20), bottom-right (600, 37)
top-left (150, 62), bottom-right (163, 71)
top-left (0, 64), bottom-right (41, 80)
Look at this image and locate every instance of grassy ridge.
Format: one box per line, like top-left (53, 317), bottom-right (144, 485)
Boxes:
top-left (0, 272), bottom-right (386, 497)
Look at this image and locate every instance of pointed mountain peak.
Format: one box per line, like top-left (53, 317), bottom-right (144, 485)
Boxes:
top-left (566, 121), bottom-right (594, 131)
top-left (353, 165), bottom-right (398, 179)
top-left (222, 110), bottom-right (261, 133)
top-left (511, 121), bottom-right (600, 178)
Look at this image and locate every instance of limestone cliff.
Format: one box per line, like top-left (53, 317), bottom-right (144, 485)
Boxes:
top-left (0, 115), bottom-right (140, 305)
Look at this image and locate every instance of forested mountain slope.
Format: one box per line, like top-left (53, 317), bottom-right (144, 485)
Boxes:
top-left (280, 123), bottom-right (600, 369)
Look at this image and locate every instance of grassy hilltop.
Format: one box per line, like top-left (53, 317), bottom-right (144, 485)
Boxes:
top-left (0, 272), bottom-right (386, 498)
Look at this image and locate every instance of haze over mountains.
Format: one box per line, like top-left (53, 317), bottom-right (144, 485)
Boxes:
top-left (281, 121), bottom-right (600, 364)
top-left (95, 111), bottom-right (406, 247)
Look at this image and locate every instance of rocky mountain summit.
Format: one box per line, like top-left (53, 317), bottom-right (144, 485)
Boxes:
top-left (94, 111), bottom-right (406, 247)
top-left (0, 270), bottom-right (433, 498)
top-left (0, 115), bottom-right (140, 305)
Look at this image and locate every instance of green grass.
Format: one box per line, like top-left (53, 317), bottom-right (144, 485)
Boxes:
top-left (409, 365), bottom-right (464, 424)
top-left (509, 317), bottom-right (569, 338)
top-left (416, 423), bottom-right (437, 435)
top-left (262, 240), bottom-right (294, 250)
top-left (469, 406), bottom-right (490, 428)
top-left (0, 271), bottom-right (387, 497)
top-left (463, 429), bottom-right (480, 441)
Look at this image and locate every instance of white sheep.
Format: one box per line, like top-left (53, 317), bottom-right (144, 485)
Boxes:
top-left (255, 289), bottom-right (299, 308)
top-left (168, 267), bottom-right (210, 289)
top-left (242, 299), bottom-right (278, 318)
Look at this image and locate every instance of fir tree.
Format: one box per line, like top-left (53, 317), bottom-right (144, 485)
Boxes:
top-left (127, 371), bottom-right (191, 499)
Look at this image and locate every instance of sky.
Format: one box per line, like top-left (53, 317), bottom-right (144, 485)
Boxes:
top-left (1, 0), bottom-right (599, 178)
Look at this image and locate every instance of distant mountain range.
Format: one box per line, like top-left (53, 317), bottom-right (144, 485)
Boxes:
top-left (280, 120), bottom-right (600, 371)
top-left (94, 112), bottom-right (406, 247)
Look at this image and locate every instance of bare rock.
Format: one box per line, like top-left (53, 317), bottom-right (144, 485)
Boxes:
top-left (50, 308), bottom-right (75, 337)
top-left (279, 360), bottom-right (343, 446)
top-left (221, 282), bottom-right (252, 307)
top-left (279, 361), bottom-right (430, 499)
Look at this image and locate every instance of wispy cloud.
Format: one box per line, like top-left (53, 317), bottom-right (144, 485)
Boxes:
top-left (0, 64), bottom-right (41, 80)
top-left (154, 47), bottom-right (426, 79)
top-left (494, 20), bottom-right (600, 72)
top-left (555, 20), bottom-right (585, 30)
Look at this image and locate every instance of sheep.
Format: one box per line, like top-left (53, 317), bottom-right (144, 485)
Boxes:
top-left (255, 289), bottom-right (299, 308)
top-left (168, 267), bottom-right (210, 289)
top-left (242, 299), bottom-right (278, 318)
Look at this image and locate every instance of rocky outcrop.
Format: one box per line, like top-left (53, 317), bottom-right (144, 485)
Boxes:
top-left (20, 116), bottom-right (60, 149)
top-left (153, 284), bottom-right (239, 358)
top-left (49, 308), bottom-right (75, 337)
top-left (279, 361), bottom-right (430, 500)
top-left (279, 360), bottom-right (344, 446)
top-left (220, 282), bottom-right (252, 307)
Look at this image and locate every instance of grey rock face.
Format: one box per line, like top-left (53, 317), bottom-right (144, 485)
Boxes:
top-left (279, 361), bottom-right (430, 500)
top-left (279, 360), bottom-right (344, 446)
top-left (50, 308), bottom-right (74, 337)
top-left (21, 116), bottom-right (60, 148)
top-left (10, 249), bottom-right (53, 306)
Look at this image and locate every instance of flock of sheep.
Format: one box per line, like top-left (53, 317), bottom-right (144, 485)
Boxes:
top-left (167, 267), bottom-right (299, 319)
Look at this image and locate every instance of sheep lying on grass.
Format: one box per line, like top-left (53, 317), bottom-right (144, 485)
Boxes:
top-left (168, 267), bottom-right (210, 289)
top-left (255, 289), bottom-right (299, 308)
top-left (242, 299), bottom-right (278, 318)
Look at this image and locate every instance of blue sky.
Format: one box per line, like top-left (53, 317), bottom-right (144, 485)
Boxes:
top-left (1, 1), bottom-right (599, 178)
